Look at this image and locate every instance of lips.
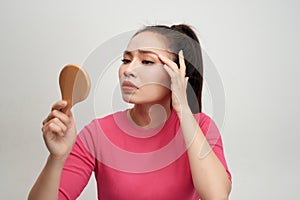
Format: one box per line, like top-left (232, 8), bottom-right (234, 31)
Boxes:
top-left (122, 80), bottom-right (138, 88)
top-left (121, 81), bottom-right (139, 92)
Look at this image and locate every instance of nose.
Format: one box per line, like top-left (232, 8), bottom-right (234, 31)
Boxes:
top-left (123, 60), bottom-right (138, 78)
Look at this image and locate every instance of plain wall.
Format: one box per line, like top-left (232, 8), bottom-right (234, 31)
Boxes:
top-left (0, 0), bottom-right (299, 199)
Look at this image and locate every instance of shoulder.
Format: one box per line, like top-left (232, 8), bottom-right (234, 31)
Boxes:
top-left (97, 110), bottom-right (126, 124)
top-left (193, 112), bottom-right (215, 126)
top-left (83, 110), bottom-right (126, 128)
top-left (193, 112), bottom-right (220, 137)
top-left (76, 111), bottom-right (126, 154)
top-left (78, 110), bottom-right (127, 137)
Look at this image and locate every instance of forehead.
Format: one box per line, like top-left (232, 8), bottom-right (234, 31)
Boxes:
top-left (126, 31), bottom-right (169, 52)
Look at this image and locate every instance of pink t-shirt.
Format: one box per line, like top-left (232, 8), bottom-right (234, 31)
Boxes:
top-left (59, 109), bottom-right (232, 200)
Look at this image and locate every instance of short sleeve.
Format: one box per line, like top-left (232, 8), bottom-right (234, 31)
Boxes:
top-left (196, 113), bottom-right (232, 182)
top-left (58, 124), bottom-right (96, 200)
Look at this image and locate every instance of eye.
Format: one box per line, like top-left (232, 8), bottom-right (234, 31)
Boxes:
top-left (121, 59), bottom-right (131, 64)
top-left (142, 60), bottom-right (154, 65)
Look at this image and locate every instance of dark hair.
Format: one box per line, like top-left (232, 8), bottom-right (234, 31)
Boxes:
top-left (133, 24), bottom-right (203, 113)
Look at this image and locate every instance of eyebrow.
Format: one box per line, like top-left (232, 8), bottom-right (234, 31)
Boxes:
top-left (123, 49), bottom-right (158, 56)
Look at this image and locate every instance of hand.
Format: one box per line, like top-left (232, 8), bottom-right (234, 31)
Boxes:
top-left (41, 100), bottom-right (77, 161)
top-left (158, 51), bottom-right (190, 115)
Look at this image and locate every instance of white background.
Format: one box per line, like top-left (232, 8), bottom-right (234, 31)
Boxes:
top-left (0, 0), bottom-right (299, 199)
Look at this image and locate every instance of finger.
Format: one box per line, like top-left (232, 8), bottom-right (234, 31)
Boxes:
top-left (158, 54), bottom-right (179, 72)
top-left (51, 100), bottom-right (68, 111)
top-left (44, 122), bottom-right (65, 137)
top-left (178, 50), bottom-right (186, 77)
top-left (163, 64), bottom-right (176, 78)
top-left (43, 109), bottom-right (70, 126)
top-left (43, 116), bottom-right (68, 135)
top-left (48, 117), bottom-right (68, 133)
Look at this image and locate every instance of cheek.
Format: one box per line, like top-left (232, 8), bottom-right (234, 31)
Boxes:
top-left (135, 85), bottom-right (170, 103)
top-left (118, 66), bottom-right (124, 79)
top-left (137, 66), bottom-right (171, 88)
top-left (141, 85), bottom-right (170, 95)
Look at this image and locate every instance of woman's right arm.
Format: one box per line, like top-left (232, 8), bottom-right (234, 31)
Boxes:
top-left (28, 101), bottom-right (77, 200)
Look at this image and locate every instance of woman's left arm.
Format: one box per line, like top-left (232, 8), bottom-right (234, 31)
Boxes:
top-left (159, 52), bottom-right (231, 200)
top-left (178, 108), bottom-right (232, 200)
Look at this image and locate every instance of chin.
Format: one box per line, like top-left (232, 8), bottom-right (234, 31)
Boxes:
top-left (121, 95), bottom-right (138, 104)
top-left (121, 96), bottom-right (131, 103)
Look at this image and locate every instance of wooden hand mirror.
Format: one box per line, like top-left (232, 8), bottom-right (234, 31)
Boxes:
top-left (59, 64), bottom-right (91, 114)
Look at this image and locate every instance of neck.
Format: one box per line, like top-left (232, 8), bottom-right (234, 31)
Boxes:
top-left (129, 99), bottom-right (172, 129)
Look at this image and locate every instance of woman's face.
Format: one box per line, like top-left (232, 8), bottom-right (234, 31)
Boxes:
top-left (118, 31), bottom-right (173, 104)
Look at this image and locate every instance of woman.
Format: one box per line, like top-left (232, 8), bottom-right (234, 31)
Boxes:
top-left (28, 24), bottom-right (232, 200)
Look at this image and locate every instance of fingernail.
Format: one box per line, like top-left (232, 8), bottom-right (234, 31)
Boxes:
top-left (179, 50), bottom-right (183, 57)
